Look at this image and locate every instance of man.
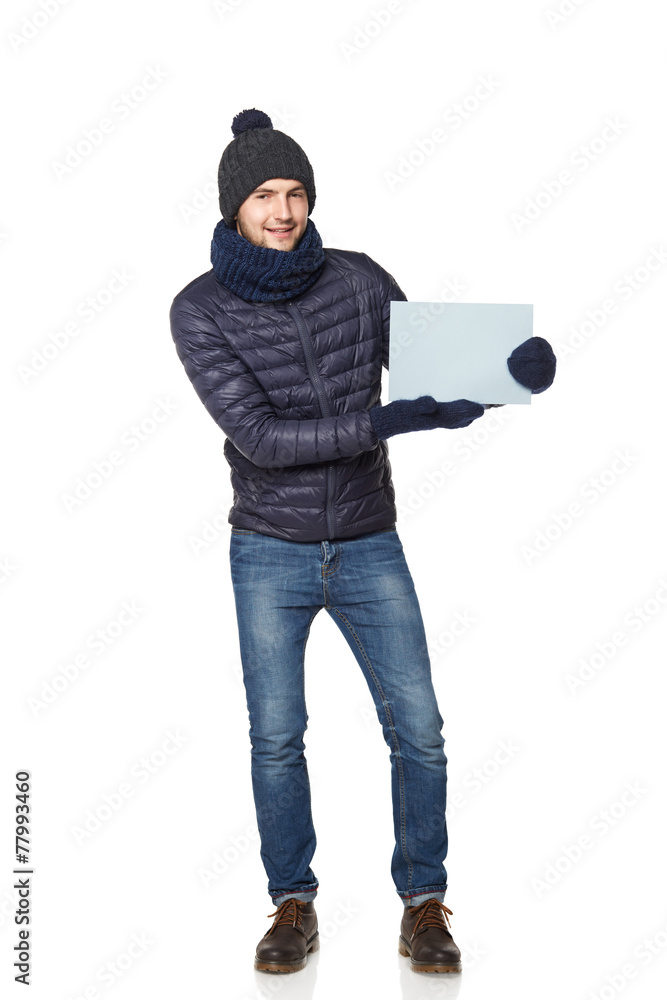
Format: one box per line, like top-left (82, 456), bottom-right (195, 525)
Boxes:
top-left (170, 108), bottom-right (556, 975)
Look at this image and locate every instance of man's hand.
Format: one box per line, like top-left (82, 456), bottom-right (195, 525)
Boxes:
top-left (507, 336), bottom-right (557, 393)
top-left (433, 399), bottom-right (486, 428)
top-left (370, 396), bottom-right (485, 440)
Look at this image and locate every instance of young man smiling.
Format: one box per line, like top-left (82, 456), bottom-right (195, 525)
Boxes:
top-left (170, 108), bottom-right (556, 975)
top-left (234, 178), bottom-right (309, 249)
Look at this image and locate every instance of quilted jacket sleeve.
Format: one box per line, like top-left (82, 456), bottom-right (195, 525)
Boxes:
top-left (170, 294), bottom-right (380, 469)
top-left (361, 254), bottom-right (407, 370)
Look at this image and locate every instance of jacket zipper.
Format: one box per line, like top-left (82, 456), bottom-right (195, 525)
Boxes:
top-left (286, 301), bottom-right (336, 538)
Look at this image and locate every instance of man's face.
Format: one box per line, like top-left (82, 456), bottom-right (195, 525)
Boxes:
top-left (234, 177), bottom-right (308, 251)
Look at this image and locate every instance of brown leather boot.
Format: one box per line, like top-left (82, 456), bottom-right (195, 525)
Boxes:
top-left (398, 898), bottom-right (462, 973)
top-left (254, 898), bottom-right (319, 973)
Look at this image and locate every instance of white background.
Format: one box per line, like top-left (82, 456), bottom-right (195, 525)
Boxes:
top-left (2, 1), bottom-right (666, 998)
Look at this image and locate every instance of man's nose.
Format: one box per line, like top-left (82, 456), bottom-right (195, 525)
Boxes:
top-left (272, 195), bottom-right (292, 220)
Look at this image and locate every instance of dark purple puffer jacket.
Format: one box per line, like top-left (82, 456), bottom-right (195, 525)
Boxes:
top-left (169, 249), bottom-right (407, 542)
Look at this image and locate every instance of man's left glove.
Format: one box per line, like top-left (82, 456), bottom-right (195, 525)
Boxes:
top-left (507, 336), bottom-right (557, 394)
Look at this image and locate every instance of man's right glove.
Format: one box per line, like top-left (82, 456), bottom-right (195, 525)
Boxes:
top-left (369, 395), bottom-right (485, 441)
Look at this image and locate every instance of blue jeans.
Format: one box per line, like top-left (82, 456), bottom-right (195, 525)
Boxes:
top-left (229, 524), bottom-right (448, 908)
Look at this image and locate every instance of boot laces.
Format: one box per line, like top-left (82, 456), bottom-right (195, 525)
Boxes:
top-left (411, 899), bottom-right (454, 937)
top-left (265, 898), bottom-right (305, 936)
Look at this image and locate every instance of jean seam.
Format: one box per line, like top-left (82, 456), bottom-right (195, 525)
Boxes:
top-left (321, 549), bottom-right (340, 603)
top-left (301, 609), bottom-right (318, 821)
top-left (321, 543), bottom-right (340, 578)
top-left (326, 604), bottom-right (413, 887)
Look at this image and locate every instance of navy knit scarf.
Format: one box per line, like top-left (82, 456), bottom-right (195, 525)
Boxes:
top-left (210, 218), bottom-right (325, 302)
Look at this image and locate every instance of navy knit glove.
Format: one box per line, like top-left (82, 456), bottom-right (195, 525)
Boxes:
top-left (507, 336), bottom-right (557, 393)
top-left (370, 395), bottom-right (485, 440)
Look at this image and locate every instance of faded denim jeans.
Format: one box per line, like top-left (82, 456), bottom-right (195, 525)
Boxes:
top-left (229, 524), bottom-right (448, 908)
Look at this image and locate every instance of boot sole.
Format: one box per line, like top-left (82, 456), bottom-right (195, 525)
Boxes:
top-left (398, 935), bottom-right (462, 973)
top-left (255, 932), bottom-right (320, 973)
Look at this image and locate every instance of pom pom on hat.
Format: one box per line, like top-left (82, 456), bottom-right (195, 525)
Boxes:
top-left (231, 108), bottom-right (273, 137)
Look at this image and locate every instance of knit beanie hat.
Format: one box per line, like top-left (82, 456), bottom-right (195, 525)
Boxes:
top-left (217, 109), bottom-right (317, 228)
